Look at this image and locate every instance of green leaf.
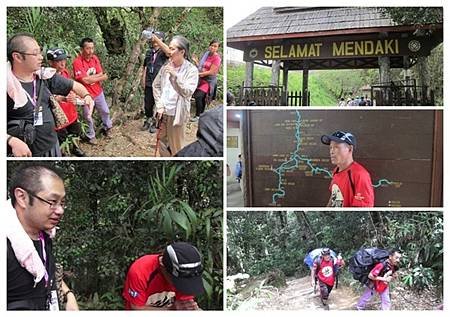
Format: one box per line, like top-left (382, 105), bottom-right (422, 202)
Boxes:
top-left (161, 208), bottom-right (173, 237)
top-left (179, 201), bottom-right (197, 224)
top-left (169, 209), bottom-right (190, 238)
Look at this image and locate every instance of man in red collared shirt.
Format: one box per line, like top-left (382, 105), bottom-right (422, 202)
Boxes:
top-left (72, 38), bottom-right (112, 144)
top-left (321, 131), bottom-right (374, 207)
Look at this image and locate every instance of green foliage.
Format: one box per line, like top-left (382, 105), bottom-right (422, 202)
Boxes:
top-left (7, 7), bottom-right (224, 109)
top-left (227, 211), bottom-right (443, 297)
top-left (228, 64), bottom-right (386, 106)
top-left (402, 265), bottom-right (435, 291)
top-left (382, 7), bottom-right (443, 26)
top-left (7, 161), bottom-right (223, 310)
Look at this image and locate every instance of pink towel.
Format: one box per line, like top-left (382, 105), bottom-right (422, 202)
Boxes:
top-left (7, 63), bottom-right (56, 109)
top-left (7, 62), bottom-right (27, 109)
top-left (6, 200), bottom-right (56, 284)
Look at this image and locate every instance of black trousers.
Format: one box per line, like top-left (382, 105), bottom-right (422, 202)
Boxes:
top-left (319, 280), bottom-right (334, 300)
top-left (57, 120), bottom-right (82, 145)
top-left (193, 89), bottom-right (207, 117)
top-left (144, 85), bottom-right (156, 118)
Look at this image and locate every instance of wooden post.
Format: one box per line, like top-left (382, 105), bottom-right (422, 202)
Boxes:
top-left (417, 56), bottom-right (430, 104)
top-left (378, 56), bottom-right (390, 105)
top-left (282, 63), bottom-right (289, 106)
top-left (244, 61), bottom-right (254, 87)
top-left (271, 60), bottom-right (281, 86)
top-left (302, 60), bottom-right (309, 106)
top-left (415, 29), bottom-right (431, 104)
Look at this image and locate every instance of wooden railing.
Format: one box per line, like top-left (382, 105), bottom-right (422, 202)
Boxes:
top-left (371, 79), bottom-right (435, 106)
top-left (237, 85), bottom-right (310, 106)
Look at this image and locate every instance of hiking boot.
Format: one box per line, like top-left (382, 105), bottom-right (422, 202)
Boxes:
top-left (190, 116), bottom-right (199, 122)
top-left (103, 127), bottom-right (112, 138)
top-left (88, 138), bottom-right (98, 145)
top-left (141, 119), bottom-right (150, 131)
top-left (149, 118), bottom-right (157, 133)
top-left (72, 147), bottom-right (86, 157)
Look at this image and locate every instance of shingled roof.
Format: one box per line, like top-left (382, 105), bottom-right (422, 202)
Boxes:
top-left (228, 7), bottom-right (410, 41)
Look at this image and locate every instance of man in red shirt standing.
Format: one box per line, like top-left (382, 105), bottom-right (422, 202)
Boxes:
top-left (356, 249), bottom-right (401, 310)
top-left (47, 48), bottom-right (88, 157)
top-left (72, 37), bottom-right (112, 145)
top-left (310, 248), bottom-right (344, 308)
top-left (122, 242), bottom-right (204, 310)
top-left (321, 131), bottom-right (374, 207)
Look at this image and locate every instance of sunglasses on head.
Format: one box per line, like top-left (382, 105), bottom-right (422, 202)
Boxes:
top-left (46, 48), bottom-right (66, 60)
top-left (332, 131), bottom-right (354, 144)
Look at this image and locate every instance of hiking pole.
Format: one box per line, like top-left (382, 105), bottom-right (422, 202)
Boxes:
top-left (335, 272), bottom-right (339, 289)
top-left (314, 278), bottom-right (317, 294)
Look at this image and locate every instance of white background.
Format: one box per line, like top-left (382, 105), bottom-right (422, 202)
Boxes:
top-left (2, 0), bottom-right (448, 316)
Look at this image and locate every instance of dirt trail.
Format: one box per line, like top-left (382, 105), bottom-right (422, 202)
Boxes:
top-left (77, 118), bottom-right (198, 157)
top-left (231, 276), bottom-right (362, 311)
top-left (231, 275), bottom-right (442, 311)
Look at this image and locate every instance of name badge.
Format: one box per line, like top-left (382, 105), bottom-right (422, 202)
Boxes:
top-left (34, 111), bottom-right (43, 126)
top-left (48, 290), bottom-right (60, 311)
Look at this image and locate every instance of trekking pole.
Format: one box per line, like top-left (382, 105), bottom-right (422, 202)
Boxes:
top-left (335, 272), bottom-right (339, 289)
top-left (314, 278), bottom-right (317, 294)
top-left (154, 116), bottom-right (163, 157)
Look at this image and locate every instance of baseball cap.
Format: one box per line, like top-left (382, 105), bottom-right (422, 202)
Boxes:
top-left (162, 242), bottom-right (204, 296)
top-left (321, 130), bottom-right (356, 148)
top-left (47, 48), bottom-right (70, 61)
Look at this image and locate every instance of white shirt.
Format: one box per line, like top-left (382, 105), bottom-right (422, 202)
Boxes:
top-left (161, 68), bottom-right (180, 115)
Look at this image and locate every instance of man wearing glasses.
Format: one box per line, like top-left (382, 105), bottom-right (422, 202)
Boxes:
top-left (7, 33), bottom-right (95, 157)
top-left (321, 131), bottom-right (374, 207)
top-left (6, 165), bottom-right (78, 310)
top-left (123, 242), bottom-right (204, 310)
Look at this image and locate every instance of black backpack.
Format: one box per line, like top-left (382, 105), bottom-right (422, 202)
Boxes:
top-left (348, 248), bottom-right (389, 286)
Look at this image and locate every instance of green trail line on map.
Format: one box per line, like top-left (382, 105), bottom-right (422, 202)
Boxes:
top-left (271, 110), bottom-right (394, 204)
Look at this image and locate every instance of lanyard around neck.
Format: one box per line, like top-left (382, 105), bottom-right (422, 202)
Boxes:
top-left (36, 231), bottom-right (49, 288)
top-left (23, 77), bottom-right (37, 107)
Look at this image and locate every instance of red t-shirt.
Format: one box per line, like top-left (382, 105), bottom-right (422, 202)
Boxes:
top-left (122, 255), bottom-right (194, 310)
top-left (370, 262), bottom-right (391, 293)
top-left (198, 53), bottom-right (221, 94)
top-left (329, 161), bottom-right (374, 207)
top-left (55, 69), bottom-right (78, 130)
top-left (314, 258), bottom-right (335, 287)
top-left (72, 54), bottom-right (104, 97)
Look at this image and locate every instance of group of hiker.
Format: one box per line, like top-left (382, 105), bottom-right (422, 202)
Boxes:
top-left (305, 247), bottom-right (401, 310)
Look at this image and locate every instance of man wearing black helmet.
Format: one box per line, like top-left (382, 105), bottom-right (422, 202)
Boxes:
top-left (122, 242), bottom-right (204, 310)
top-left (321, 131), bottom-right (374, 207)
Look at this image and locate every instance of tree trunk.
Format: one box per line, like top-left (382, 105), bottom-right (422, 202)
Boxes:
top-left (124, 66), bottom-right (144, 112)
top-left (295, 211), bottom-right (319, 245)
top-left (92, 8), bottom-right (126, 55)
top-left (112, 7), bottom-right (162, 109)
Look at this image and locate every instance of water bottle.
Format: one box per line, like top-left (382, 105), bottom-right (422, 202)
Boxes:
top-left (142, 29), bottom-right (154, 40)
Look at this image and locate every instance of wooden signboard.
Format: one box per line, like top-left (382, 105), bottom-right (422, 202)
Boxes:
top-left (243, 35), bottom-right (436, 61)
top-left (242, 110), bottom-right (442, 207)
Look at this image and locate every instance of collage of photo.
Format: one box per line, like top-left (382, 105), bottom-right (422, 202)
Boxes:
top-left (3, 3), bottom-right (445, 313)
